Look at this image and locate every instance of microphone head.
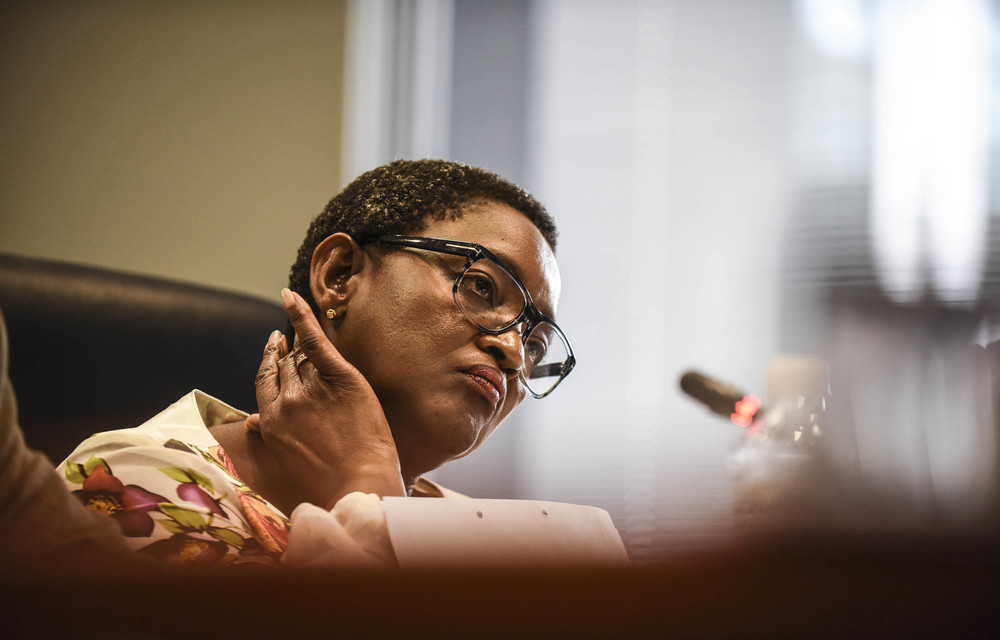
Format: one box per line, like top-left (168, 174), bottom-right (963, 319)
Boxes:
top-left (679, 370), bottom-right (763, 427)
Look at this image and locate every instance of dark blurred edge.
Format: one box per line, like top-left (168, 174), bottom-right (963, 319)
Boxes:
top-left (2, 533), bottom-right (998, 639)
top-left (0, 253), bottom-right (287, 462)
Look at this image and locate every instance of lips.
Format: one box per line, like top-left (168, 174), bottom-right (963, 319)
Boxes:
top-left (464, 365), bottom-right (506, 407)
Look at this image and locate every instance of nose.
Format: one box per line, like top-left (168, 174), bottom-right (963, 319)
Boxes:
top-left (477, 327), bottom-right (525, 376)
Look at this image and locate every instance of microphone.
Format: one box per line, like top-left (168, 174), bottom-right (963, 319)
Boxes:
top-left (678, 370), bottom-right (764, 427)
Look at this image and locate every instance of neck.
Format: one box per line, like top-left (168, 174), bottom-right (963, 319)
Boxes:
top-left (209, 421), bottom-right (305, 516)
top-left (210, 421), bottom-right (415, 515)
top-left (391, 430), bottom-right (449, 494)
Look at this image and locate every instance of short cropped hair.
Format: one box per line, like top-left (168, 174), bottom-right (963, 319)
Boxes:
top-left (288, 159), bottom-right (558, 316)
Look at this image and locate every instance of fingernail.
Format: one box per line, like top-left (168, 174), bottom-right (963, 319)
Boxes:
top-left (280, 288), bottom-right (293, 307)
top-left (266, 330), bottom-right (282, 351)
top-left (244, 414), bottom-right (260, 433)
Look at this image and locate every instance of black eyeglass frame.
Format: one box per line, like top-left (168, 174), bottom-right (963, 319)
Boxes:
top-left (369, 235), bottom-right (576, 398)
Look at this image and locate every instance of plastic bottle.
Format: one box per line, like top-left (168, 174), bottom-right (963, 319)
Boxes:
top-left (730, 355), bottom-right (830, 536)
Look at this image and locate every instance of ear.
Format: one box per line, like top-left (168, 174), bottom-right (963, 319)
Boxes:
top-left (309, 233), bottom-right (367, 315)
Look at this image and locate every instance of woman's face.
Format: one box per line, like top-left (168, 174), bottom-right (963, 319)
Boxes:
top-left (329, 201), bottom-right (560, 481)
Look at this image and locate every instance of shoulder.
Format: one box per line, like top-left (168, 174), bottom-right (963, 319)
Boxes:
top-left (59, 389), bottom-right (244, 458)
top-left (58, 391), bottom-right (289, 570)
top-left (411, 476), bottom-right (467, 498)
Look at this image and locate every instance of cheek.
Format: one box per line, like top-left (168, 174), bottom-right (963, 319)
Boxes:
top-left (384, 290), bottom-right (458, 349)
top-left (358, 282), bottom-right (462, 379)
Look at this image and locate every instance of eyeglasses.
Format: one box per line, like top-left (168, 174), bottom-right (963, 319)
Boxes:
top-left (370, 235), bottom-right (575, 398)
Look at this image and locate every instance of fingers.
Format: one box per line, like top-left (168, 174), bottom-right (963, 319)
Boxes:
top-left (252, 329), bottom-right (287, 433)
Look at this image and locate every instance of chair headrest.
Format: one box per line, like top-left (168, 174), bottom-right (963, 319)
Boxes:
top-left (0, 253), bottom-right (287, 461)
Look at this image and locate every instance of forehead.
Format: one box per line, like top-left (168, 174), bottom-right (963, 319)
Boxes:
top-left (420, 202), bottom-right (561, 316)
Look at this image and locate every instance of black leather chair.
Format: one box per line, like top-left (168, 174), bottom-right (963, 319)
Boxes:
top-left (0, 253), bottom-right (287, 462)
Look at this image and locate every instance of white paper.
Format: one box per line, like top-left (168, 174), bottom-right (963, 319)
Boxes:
top-left (382, 497), bottom-right (630, 569)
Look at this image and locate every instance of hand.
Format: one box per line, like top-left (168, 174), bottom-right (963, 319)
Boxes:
top-left (244, 289), bottom-right (405, 510)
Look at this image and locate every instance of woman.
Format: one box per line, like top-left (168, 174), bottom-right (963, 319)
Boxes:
top-left (58, 160), bottom-right (575, 569)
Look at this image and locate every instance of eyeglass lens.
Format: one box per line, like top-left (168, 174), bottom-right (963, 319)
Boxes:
top-left (523, 320), bottom-right (570, 396)
top-left (454, 259), bottom-right (570, 396)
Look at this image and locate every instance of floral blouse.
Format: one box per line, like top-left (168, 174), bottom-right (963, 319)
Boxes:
top-left (58, 391), bottom-right (290, 570)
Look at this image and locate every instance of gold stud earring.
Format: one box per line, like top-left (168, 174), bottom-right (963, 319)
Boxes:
top-left (326, 308), bottom-right (337, 319)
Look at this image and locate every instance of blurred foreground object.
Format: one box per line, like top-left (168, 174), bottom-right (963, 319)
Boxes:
top-left (681, 305), bottom-right (1000, 540)
top-left (3, 535), bottom-right (998, 638)
top-left (824, 297), bottom-right (998, 532)
top-left (727, 355), bottom-right (832, 536)
top-left (0, 309), bottom-right (155, 580)
top-left (735, 300), bottom-right (1000, 538)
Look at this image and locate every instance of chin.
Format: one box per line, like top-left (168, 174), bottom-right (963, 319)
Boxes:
top-left (452, 415), bottom-right (507, 461)
top-left (440, 418), bottom-right (489, 461)
top-left (447, 404), bottom-right (507, 459)
top-left (391, 410), bottom-right (484, 471)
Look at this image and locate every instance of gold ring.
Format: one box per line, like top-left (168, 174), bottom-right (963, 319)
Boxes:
top-left (294, 352), bottom-right (308, 372)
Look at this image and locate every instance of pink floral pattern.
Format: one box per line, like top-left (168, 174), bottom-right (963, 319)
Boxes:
top-left (69, 462), bottom-right (167, 537)
top-left (63, 438), bottom-right (290, 570)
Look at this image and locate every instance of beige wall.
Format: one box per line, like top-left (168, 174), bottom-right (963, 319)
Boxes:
top-left (0, 1), bottom-right (346, 301)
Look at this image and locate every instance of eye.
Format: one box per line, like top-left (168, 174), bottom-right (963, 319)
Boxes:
top-left (463, 270), bottom-right (497, 303)
top-left (524, 334), bottom-right (547, 366)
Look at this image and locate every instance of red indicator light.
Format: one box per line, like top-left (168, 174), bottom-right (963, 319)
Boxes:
top-left (730, 394), bottom-right (761, 428)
